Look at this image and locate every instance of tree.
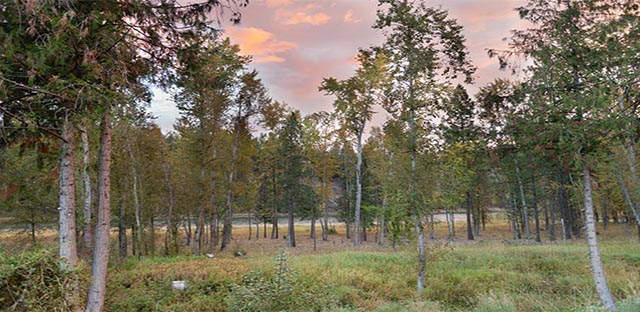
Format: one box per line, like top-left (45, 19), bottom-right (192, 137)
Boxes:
top-left (374, 0), bottom-right (475, 293)
top-left (320, 49), bottom-right (387, 246)
top-left (493, 0), bottom-right (640, 309)
top-left (279, 112), bottom-right (306, 248)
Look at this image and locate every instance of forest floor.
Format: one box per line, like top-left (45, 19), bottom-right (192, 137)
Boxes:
top-left (1, 220), bottom-right (640, 311)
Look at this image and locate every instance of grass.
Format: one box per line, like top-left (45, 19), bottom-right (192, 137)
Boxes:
top-left (1, 221), bottom-right (640, 311)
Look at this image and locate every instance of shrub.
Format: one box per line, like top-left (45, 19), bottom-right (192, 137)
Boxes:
top-left (226, 250), bottom-right (338, 311)
top-left (0, 248), bottom-right (76, 312)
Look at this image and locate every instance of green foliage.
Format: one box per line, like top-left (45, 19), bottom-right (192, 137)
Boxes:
top-left (0, 248), bottom-right (76, 311)
top-left (225, 251), bottom-right (338, 312)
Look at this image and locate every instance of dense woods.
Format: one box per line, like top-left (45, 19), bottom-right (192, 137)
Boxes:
top-left (1, 0), bottom-right (640, 311)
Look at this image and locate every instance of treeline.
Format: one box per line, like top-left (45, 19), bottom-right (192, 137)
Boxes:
top-left (1, 0), bottom-right (640, 311)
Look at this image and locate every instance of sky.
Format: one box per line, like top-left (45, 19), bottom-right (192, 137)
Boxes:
top-left (149, 0), bottom-right (529, 132)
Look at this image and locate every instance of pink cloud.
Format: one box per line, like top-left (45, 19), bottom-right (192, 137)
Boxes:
top-left (225, 27), bottom-right (297, 63)
top-left (343, 9), bottom-right (362, 24)
top-left (275, 9), bottom-right (331, 25)
top-left (264, 0), bottom-right (292, 8)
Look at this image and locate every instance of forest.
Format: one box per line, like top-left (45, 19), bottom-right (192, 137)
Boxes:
top-left (1, 0), bottom-right (640, 311)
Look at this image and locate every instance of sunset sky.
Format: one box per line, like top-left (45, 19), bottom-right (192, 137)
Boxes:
top-left (150, 0), bottom-right (529, 132)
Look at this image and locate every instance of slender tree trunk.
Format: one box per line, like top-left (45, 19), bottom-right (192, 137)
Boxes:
top-left (603, 190), bottom-right (610, 231)
top-left (558, 172), bottom-right (572, 240)
top-left (582, 164), bottom-right (617, 311)
top-left (287, 199), bottom-right (296, 247)
top-left (271, 173), bottom-right (278, 239)
top-left (221, 129), bottom-right (240, 251)
top-left (447, 210), bottom-right (455, 245)
top-left (126, 135), bottom-right (143, 257)
top-left (515, 162), bottom-right (530, 239)
top-left (322, 154), bottom-right (329, 241)
top-left (81, 124), bottom-right (93, 253)
top-left (118, 197), bottom-right (127, 259)
top-left (85, 110), bottom-right (112, 312)
top-left (185, 213), bottom-right (192, 246)
top-left (465, 191), bottom-right (474, 240)
top-left (414, 214), bottom-right (426, 294)
top-left (354, 130), bottom-right (363, 246)
top-left (59, 117), bottom-right (78, 271)
top-left (550, 195), bottom-right (557, 241)
top-left (617, 173), bottom-right (640, 227)
top-left (532, 174), bottom-right (541, 242)
top-left (161, 148), bottom-right (176, 256)
top-left (193, 128), bottom-right (207, 254)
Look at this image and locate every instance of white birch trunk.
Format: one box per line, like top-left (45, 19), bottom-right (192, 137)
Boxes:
top-left (582, 164), bottom-right (617, 311)
top-left (59, 117), bottom-right (78, 271)
top-left (81, 124), bottom-right (93, 251)
top-left (354, 129), bottom-right (363, 246)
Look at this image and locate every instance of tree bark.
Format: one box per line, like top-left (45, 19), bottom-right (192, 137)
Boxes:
top-left (161, 147), bottom-right (176, 256)
top-left (118, 197), bottom-right (127, 259)
top-left (221, 127), bottom-right (240, 251)
top-left (414, 214), bottom-right (426, 295)
top-left (465, 191), bottom-right (474, 240)
top-left (81, 124), bottom-right (93, 253)
top-left (532, 174), bottom-right (541, 242)
top-left (126, 134), bottom-right (143, 257)
top-left (287, 199), bottom-right (296, 247)
top-left (58, 117), bottom-right (78, 271)
top-left (354, 130), bottom-right (363, 246)
top-left (582, 164), bottom-right (617, 311)
top-left (515, 162), bottom-right (530, 239)
top-left (85, 110), bottom-right (112, 312)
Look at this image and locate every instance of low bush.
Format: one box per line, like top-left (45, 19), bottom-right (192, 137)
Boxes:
top-left (0, 248), bottom-right (77, 312)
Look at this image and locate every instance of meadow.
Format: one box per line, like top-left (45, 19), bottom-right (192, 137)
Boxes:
top-left (2, 220), bottom-right (640, 311)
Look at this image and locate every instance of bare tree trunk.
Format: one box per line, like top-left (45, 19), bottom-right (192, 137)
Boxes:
top-left (81, 124), bottom-right (93, 253)
top-left (271, 173), bottom-right (278, 239)
top-left (248, 211), bottom-right (252, 240)
top-left (582, 164), bottom-right (617, 311)
top-left (322, 156), bottom-right (329, 241)
top-left (287, 200), bottom-right (296, 247)
top-left (118, 197), bottom-right (127, 259)
top-left (446, 210), bottom-right (454, 246)
top-left (414, 214), bottom-right (426, 295)
top-left (221, 129), bottom-right (240, 251)
top-left (354, 130), bottom-right (363, 246)
top-left (209, 148), bottom-right (218, 250)
top-left (515, 162), bottom-right (530, 239)
top-left (161, 144), bottom-right (176, 256)
top-left (532, 175), bottom-right (541, 242)
top-left (58, 117), bottom-right (79, 311)
top-left (59, 117), bottom-right (78, 271)
top-left (465, 191), bottom-right (474, 240)
top-left (603, 190), bottom-right (610, 231)
top-left (85, 110), bottom-right (112, 312)
top-left (126, 135), bottom-right (143, 257)
top-left (193, 126), bottom-right (208, 255)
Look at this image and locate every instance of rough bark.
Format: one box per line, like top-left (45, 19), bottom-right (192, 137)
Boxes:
top-left (582, 164), bottom-right (617, 311)
top-left (85, 110), bottom-right (112, 312)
